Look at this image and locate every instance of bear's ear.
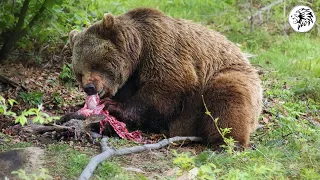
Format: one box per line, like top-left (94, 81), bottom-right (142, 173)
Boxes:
top-left (69, 30), bottom-right (80, 47)
top-left (103, 13), bottom-right (114, 29)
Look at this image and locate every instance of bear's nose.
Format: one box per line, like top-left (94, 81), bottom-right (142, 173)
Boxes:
top-left (84, 83), bottom-right (97, 95)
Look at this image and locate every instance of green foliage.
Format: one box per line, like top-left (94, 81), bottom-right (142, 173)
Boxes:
top-left (95, 161), bottom-right (134, 180)
top-left (0, 96), bottom-right (17, 117)
top-left (250, 34), bottom-right (320, 100)
top-left (2, 0), bottom-right (318, 62)
top-left (19, 91), bottom-right (44, 106)
top-left (0, 95), bottom-right (59, 126)
top-left (172, 151), bottom-right (195, 171)
top-left (172, 150), bottom-right (221, 179)
top-left (0, 0), bottom-right (65, 60)
top-left (15, 104), bottom-right (59, 125)
top-left (59, 63), bottom-right (76, 85)
top-left (218, 127), bottom-right (236, 154)
top-left (11, 168), bottom-right (53, 180)
top-left (46, 144), bottom-right (90, 178)
top-left (52, 92), bottom-right (64, 106)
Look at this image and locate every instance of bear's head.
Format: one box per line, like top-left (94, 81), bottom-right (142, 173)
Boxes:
top-left (69, 13), bottom-right (142, 98)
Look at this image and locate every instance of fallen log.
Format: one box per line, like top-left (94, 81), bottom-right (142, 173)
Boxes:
top-left (0, 73), bottom-right (27, 91)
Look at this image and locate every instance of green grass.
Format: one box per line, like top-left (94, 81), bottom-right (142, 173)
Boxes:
top-left (46, 144), bottom-right (91, 178)
top-left (70, 0), bottom-right (247, 33)
top-left (100, 0), bottom-right (239, 20)
top-left (251, 33), bottom-right (320, 99)
top-left (0, 141), bottom-right (32, 152)
top-left (250, 34), bottom-right (320, 77)
top-left (45, 143), bottom-right (147, 179)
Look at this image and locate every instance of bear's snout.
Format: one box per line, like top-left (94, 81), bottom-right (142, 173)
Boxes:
top-left (84, 83), bottom-right (97, 95)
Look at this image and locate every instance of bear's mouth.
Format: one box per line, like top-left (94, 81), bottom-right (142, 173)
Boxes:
top-left (98, 88), bottom-right (113, 99)
top-left (98, 89), bottom-right (105, 98)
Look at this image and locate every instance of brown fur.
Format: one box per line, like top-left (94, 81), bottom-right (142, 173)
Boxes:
top-left (69, 8), bottom-right (262, 146)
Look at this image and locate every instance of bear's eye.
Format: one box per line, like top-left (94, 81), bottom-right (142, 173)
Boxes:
top-left (91, 65), bottom-right (116, 82)
top-left (104, 69), bottom-right (116, 82)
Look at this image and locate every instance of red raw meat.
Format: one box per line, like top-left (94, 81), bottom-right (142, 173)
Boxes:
top-left (77, 94), bottom-right (143, 143)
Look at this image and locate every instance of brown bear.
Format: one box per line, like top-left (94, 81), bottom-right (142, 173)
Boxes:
top-left (68, 8), bottom-right (262, 146)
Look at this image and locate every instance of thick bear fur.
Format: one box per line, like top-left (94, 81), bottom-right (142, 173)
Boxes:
top-left (69, 8), bottom-right (263, 146)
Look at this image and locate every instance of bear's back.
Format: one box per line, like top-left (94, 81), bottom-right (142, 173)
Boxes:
top-left (123, 8), bottom-right (251, 87)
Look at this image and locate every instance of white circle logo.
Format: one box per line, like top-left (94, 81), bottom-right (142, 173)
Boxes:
top-left (288, 6), bottom-right (316, 32)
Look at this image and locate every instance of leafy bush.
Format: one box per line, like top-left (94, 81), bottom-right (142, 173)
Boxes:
top-left (52, 92), bottom-right (64, 106)
top-left (19, 91), bottom-right (44, 106)
top-left (59, 63), bottom-right (76, 85)
top-left (0, 95), bottom-right (59, 126)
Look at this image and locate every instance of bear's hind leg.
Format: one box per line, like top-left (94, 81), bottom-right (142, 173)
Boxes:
top-left (201, 70), bottom-right (262, 146)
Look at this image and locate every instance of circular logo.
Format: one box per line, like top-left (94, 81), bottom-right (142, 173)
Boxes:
top-left (288, 6), bottom-right (316, 32)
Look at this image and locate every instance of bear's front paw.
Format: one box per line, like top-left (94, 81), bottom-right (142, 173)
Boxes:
top-left (100, 97), bottom-right (117, 106)
top-left (106, 104), bottom-right (124, 120)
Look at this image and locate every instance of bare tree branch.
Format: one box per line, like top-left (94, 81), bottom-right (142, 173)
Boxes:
top-left (79, 136), bottom-right (203, 180)
top-left (246, 0), bottom-right (283, 20)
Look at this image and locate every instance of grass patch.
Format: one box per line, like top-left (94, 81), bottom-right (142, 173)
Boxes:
top-left (253, 34), bottom-right (320, 99)
top-left (250, 34), bottom-right (320, 77)
top-left (45, 141), bottom-right (147, 179)
top-left (0, 133), bottom-right (32, 152)
top-left (229, 31), bottom-right (320, 99)
top-left (46, 143), bottom-right (91, 179)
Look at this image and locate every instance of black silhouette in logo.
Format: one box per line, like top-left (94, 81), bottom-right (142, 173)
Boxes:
top-left (291, 8), bottom-right (314, 30)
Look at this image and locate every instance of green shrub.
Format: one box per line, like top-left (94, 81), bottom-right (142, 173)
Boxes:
top-left (19, 91), bottom-right (44, 106)
top-left (59, 63), bottom-right (76, 85)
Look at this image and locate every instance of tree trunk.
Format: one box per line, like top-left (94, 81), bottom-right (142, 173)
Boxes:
top-left (0, 0), bottom-right (30, 62)
top-left (0, 32), bottom-right (20, 61)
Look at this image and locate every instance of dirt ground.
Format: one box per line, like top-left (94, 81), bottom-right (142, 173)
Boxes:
top-left (0, 62), bottom-right (208, 179)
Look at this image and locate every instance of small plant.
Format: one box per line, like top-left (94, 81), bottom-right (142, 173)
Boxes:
top-left (11, 168), bottom-right (53, 180)
top-left (172, 150), bottom-right (221, 179)
top-left (0, 96), bottom-right (59, 126)
top-left (59, 63), bottom-right (76, 85)
top-left (0, 96), bottom-right (17, 117)
top-left (201, 95), bottom-right (237, 154)
top-left (19, 91), bottom-right (44, 106)
top-left (15, 104), bottom-right (59, 126)
top-left (52, 92), bottom-right (64, 106)
top-left (172, 151), bottom-right (195, 171)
